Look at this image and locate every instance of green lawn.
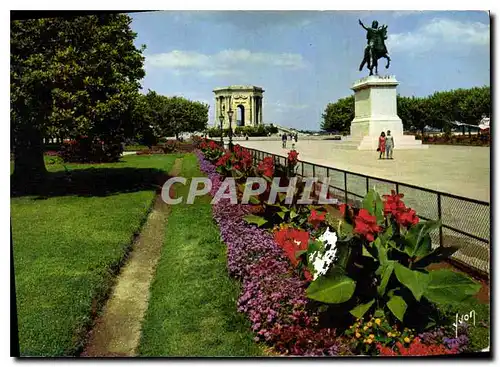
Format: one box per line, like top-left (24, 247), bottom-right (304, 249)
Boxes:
top-left (11, 154), bottom-right (178, 356)
top-left (138, 153), bottom-right (263, 357)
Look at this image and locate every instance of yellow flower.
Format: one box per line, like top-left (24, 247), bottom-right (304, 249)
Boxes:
top-left (363, 326), bottom-right (368, 331)
top-left (363, 339), bottom-right (368, 343)
top-left (387, 332), bottom-right (392, 337)
top-left (369, 334), bottom-right (375, 339)
top-left (375, 318), bottom-right (381, 325)
top-left (404, 337), bottom-right (411, 343)
top-left (355, 332), bottom-right (361, 338)
top-left (367, 339), bottom-right (373, 344)
top-left (367, 322), bottom-right (373, 327)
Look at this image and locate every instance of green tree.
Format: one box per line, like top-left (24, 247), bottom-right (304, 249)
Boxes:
top-left (11, 14), bottom-right (145, 184)
top-left (321, 96), bottom-right (354, 133)
top-left (142, 92), bottom-right (209, 140)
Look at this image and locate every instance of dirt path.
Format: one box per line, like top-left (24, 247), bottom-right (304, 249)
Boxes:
top-left (81, 158), bottom-right (183, 357)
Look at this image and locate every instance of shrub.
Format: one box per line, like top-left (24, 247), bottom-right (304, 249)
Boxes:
top-left (59, 136), bottom-right (123, 163)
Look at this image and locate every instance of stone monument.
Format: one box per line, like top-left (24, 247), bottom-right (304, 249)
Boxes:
top-left (345, 75), bottom-right (427, 150)
top-left (336, 20), bottom-right (427, 150)
top-left (213, 85), bottom-right (264, 130)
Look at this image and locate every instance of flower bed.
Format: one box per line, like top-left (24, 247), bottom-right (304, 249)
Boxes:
top-left (194, 138), bottom-right (480, 357)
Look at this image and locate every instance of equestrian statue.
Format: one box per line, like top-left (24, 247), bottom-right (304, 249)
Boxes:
top-left (358, 19), bottom-right (391, 76)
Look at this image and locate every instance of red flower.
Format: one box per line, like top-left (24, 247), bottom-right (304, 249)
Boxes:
top-left (382, 190), bottom-right (420, 228)
top-left (377, 338), bottom-right (459, 356)
top-left (257, 157), bottom-right (275, 177)
top-left (288, 150), bottom-right (299, 166)
top-left (339, 203), bottom-right (352, 217)
top-left (308, 209), bottom-right (326, 228)
top-left (354, 209), bottom-right (381, 242)
top-left (303, 269), bottom-right (313, 281)
top-left (382, 190), bottom-right (406, 216)
top-left (397, 208), bottom-right (419, 227)
top-left (274, 228), bottom-right (310, 267)
top-left (216, 152), bottom-right (231, 167)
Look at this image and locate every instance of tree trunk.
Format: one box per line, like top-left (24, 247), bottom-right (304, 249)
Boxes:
top-left (12, 127), bottom-right (47, 190)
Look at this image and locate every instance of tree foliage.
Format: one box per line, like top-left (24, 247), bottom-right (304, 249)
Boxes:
top-left (321, 86), bottom-right (490, 134)
top-left (133, 91), bottom-right (209, 144)
top-left (321, 96), bottom-right (354, 133)
top-left (11, 14), bottom-right (145, 181)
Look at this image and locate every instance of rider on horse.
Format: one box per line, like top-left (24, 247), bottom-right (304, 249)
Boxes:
top-left (358, 19), bottom-right (390, 74)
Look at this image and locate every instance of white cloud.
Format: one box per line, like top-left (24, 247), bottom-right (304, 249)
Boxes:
top-left (391, 11), bottom-right (425, 18)
top-left (145, 49), bottom-right (307, 77)
top-left (387, 18), bottom-right (489, 54)
top-left (270, 102), bottom-right (309, 110)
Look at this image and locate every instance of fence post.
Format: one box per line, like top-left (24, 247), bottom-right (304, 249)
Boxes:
top-left (396, 183), bottom-right (399, 194)
top-left (312, 164), bottom-right (316, 178)
top-left (437, 193), bottom-right (443, 247)
top-left (344, 171), bottom-right (348, 205)
top-left (366, 177), bottom-right (369, 194)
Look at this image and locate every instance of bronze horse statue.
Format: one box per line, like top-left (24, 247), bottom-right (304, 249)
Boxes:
top-left (358, 20), bottom-right (391, 76)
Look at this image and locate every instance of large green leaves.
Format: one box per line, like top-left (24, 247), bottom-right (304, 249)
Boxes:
top-left (362, 189), bottom-right (384, 223)
top-left (243, 214), bottom-right (268, 227)
top-left (387, 295), bottom-right (408, 322)
top-left (394, 263), bottom-right (429, 301)
top-left (413, 245), bottom-right (460, 269)
top-left (306, 272), bottom-right (356, 304)
top-left (404, 220), bottom-right (441, 258)
top-left (377, 261), bottom-right (395, 296)
top-left (350, 299), bottom-right (375, 318)
top-left (423, 269), bottom-right (481, 304)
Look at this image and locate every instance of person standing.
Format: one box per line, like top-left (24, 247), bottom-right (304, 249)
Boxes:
top-left (282, 133), bottom-right (287, 148)
top-left (385, 130), bottom-right (394, 159)
top-left (378, 131), bottom-right (386, 159)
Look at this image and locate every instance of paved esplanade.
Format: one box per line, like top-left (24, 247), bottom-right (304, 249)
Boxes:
top-left (238, 139), bottom-right (490, 202)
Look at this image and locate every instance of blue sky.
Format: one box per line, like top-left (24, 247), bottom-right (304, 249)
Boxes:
top-left (130, 10), bottom-right (490, 130)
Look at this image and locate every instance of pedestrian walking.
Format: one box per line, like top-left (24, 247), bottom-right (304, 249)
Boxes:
top-left (282, 133), bottom-right (287, 148)
top-left (377, 131), bottom-right (386, 159)
top-left (385, 130), bottom-right (394, 159)
top-left (294, 133), bottom-right (298, 142)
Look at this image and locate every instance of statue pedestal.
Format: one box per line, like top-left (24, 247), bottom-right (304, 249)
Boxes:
top-left (339, 75), bottom-right (427, 150)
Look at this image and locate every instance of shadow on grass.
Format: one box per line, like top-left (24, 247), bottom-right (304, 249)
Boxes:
top-left (11, 167), bottom-right (170, 199)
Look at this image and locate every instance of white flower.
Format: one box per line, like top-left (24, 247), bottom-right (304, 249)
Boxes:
top-left (309, 227), bottom-right (339, 280)
top-left (319, 227), bottom-right (337, 247)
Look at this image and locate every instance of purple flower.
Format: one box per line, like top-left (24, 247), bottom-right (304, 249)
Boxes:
top-left (196, 150), bottom-right (351, 356)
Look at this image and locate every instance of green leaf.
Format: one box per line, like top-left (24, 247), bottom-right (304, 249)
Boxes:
top-left (277, 211), bottom-right (286, 220)
top-left (405, 220), bottom-right (441, 258)
top-left (373, 237), bottom-right (388, 264)
top-left (387, 295), bottom-right (407, 322)
top-left (290, 210), bottom-right (298, 219)
top-left (306, 272), bottom-right (356, 304)
top-left (423, 269), bottom-right (481, 304)
top-left (249, 195), bottom-right (261, 205)
top-left (377, 261), bottom-right (395, 296)
top-left (379, 224), bottom-right (394, 243)
top-left (243, 214), bottom-right (268, 227)
top-left (362, 244), bottom-right (374, 258)
top-left (413, 246), bottom-right (460, 269)
top-left (295, 250), bottom-right (307, 259)
top-left (393, 263), bottom-right (429, 301)
top-left (339, 221), bottom-right (354, 238)
top-left (362, 189), bottom-right (377, 216)
top-left (350, 299), bottom-right (375, 318)
top-left (374, 308), bottom-right (385, 318)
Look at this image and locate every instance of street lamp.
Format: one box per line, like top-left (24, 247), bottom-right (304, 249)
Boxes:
top-left (218, 113), bottom-right (224, 145)
top-left (227, 108), bottom-right (234, 151)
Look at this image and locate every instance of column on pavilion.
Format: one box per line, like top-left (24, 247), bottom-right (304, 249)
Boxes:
top-left (259, 96), bottom-right (263, 125)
